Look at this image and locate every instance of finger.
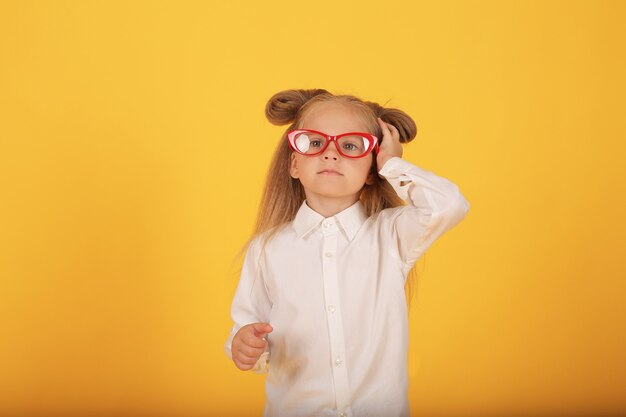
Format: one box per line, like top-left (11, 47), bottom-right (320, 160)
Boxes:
top-left (234, 359), bottom-right (254, 371)
top-left (377, 119), bottom-right (392, 144)
top-left (252, 322), bottom-right (273, 338)
top-left (233, 328), bottom-right (263, 349)
top-left (236, 345), bottom-right (266, 361)
top-left (234, 354), bottom-right (258, 369)
top-left (236, 338), bottom-right (266, 354)
top-left (377, 117), bottom-right (390, 135)
top-left (241, 331), bottom-right (268, 348)
top-left (235, 351), bottom-right (259, 364)
top-left (386, 123), bottom-right (401, 141)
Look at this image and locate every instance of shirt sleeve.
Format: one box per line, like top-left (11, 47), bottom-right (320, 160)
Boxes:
top-left (378, 156), bottom-right (470, 271)
top-left (224, 237), bottom-right (272, 373)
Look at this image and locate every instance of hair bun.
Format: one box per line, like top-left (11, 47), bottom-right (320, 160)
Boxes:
top-left (381, 108), bottom-right (417, 143)
top-left (265, 89), bottom-right (330, 125)
top-left (365, 101), bottom-right (417, 143)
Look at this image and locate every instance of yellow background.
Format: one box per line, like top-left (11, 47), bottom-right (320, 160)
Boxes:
top-left (1, 1), bottom-right (624, 416)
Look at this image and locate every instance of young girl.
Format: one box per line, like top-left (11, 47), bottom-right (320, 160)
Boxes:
top-left (225, 89), bottom-right (469, 417)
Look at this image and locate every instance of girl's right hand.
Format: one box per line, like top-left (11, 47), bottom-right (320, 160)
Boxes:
top-left (376, 117), bottom-right (403, 170)
top-left (231, 322), bottom-right (273, 370)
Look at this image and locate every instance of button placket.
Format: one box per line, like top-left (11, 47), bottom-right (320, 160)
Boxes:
top-left (321, 221), bottom-right (351, 412)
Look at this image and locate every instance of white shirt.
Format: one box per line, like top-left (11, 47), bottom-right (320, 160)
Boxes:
top-left (225, 157), bottom-right (470, 417)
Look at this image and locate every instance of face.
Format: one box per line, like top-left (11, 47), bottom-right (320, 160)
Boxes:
top-left (289, 101), bottom-right (374, 205)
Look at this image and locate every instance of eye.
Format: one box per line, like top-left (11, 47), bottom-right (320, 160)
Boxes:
top-left (340, 138), bottom-right (365, 152)
top-left (310, 140), bottom-right (324, 148)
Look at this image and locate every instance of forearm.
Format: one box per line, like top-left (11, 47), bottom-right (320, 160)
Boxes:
top-left (379, 157), bottom-right (469, 218)
top-left (378, 157), bottom-right (470, 266)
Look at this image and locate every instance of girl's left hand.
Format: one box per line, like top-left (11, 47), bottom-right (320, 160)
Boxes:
top-left (376, 117), bottom-right (403, 169)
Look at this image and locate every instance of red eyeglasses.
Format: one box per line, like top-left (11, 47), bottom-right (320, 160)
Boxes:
top-left (287, 129), bottom-right (379, 158)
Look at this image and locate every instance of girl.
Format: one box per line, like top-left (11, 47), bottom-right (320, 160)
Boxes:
top-left (225, 89), bottom-right (469, 417)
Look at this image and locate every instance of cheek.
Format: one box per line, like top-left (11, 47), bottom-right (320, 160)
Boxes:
top-left (354, 157), bottom-right (374, 178)
top-left (294, 156), bottom-right (315, 175)
top-left (297, 156), bottom-right (309, 167)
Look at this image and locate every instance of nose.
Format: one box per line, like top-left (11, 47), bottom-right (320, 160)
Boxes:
top-left (322, 140), bottom-right (340, 161)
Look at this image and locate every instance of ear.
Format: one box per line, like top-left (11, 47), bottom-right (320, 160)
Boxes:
top-left (289, 152), bottom-right (299, 179)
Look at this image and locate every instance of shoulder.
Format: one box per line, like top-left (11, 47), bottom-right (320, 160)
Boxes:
top-left (366, 204), bottom-right (412, 226)
top-left (247, 222), bottom-right (297, 255)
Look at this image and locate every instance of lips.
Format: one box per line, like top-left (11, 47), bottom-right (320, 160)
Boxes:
top-left (318, 169), bottom-right (343, 175)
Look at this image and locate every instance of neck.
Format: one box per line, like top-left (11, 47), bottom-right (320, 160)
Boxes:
top-left (304, 193), bottom-right (359, 217)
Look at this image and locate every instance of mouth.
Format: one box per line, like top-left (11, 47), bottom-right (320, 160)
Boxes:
top-left (317, 169), bottom-right (343, 176)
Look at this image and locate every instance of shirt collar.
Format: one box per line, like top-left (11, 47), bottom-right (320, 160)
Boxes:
top-left (293, 200), bottom-right (368, 241)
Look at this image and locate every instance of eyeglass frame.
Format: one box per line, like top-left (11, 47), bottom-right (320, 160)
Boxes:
top-left (286, 129), bottom-right (379, 159)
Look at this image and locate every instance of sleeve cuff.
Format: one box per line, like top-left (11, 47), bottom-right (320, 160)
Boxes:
top-left (378, 156), bottom-right (416, 178)
top-left (251, 351), bottom-right (270, 374)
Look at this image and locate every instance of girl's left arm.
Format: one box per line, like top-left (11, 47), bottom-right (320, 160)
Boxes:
top-left (375, 118), bottom-right (470, 269)
top-left (379, 156), bottom-right (470, 269)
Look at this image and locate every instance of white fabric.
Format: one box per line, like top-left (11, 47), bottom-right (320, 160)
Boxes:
top-left (225, 157), bottom-right (470, 417)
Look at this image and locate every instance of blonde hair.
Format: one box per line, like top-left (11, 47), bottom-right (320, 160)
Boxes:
top-left (247, 89), bottom-right (423, 304)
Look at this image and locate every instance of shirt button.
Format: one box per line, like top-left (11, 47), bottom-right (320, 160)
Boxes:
top-left (323, 222), bottom-right (332, 228)
top-left (328, 305), bottom-right (336, 313)
top-left (325, 252), bottom-right (333, 258)
top-left (335, 357), bottom-right (342, 367)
